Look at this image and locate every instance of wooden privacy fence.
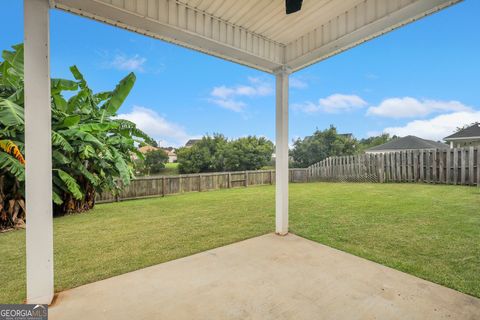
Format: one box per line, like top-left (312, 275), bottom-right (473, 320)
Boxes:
top-left (97, 169), bottom-right (309, 203)
top-left (308, 147), bottom-right (480, 186)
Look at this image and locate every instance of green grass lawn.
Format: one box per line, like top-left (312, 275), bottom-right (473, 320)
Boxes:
top-left (158, 162), bottom-right (179, 175)
top-left (1, 183), bottom-right (479, 303)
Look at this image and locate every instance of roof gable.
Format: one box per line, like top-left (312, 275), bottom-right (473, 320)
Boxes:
top-left (366, 135), bottom-right (448, 152)
top-left (444, 123), bottom-right (480, 140)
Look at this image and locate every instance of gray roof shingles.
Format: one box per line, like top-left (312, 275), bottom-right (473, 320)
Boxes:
top-left (366, 135), bottom-right (448, 152)
top-left (444, 123), bottom-right (480, 140)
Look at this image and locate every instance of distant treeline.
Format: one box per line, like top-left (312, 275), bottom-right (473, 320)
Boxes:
top-left (290, 125), bottom-right (395, 168)
top-left (176, 134), bottom-right (274, 174)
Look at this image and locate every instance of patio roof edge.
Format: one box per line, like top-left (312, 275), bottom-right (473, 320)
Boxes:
top-left (285, 0), bottom-right (462, 73)
top-left (53, 0), bottom-right (284, 74)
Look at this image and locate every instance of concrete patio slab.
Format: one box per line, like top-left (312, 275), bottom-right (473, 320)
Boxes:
top-left (49, 233), bottom-right (480, 320)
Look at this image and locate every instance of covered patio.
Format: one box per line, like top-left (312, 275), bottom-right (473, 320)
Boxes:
top-left (23, 0), bottom-right (479, 317)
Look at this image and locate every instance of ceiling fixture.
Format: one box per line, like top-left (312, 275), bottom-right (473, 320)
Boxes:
top-left (286, 0), bottom-right (303, 14)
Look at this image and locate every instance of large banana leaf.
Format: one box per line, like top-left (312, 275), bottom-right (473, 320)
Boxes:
top-left (70, 65), bottom-right (88, 89)
top-left (114, 119), bottom-right (155, 145)
top-left (0, 98), bottom-right (24, 126)
top-left (51, 78), bottom-right (78, 94)
top-left (75, 161), bottom-right (101, 187)
top-left (78, 144), bottom-right (96, 159)
top-left (110, 147), bottom-right (131, 185)
top-left (59, 129), bottom-right (104, 148)
top-left (77, 122), bottom-right (118, 132)
top-left (56, 169), bottom-right (83, 200)
top-left (60, 115), bottom-right (81, 128)
top-left (1, 44), bottom-right (23, 76)
top-left (0, 152), bottom-right (25, 181)
top-left (52, 191), bottom-right (63, 205)
top-left (52, 150), bottom-right (71, 165)
top-left (52, 131), bottom-right (74, 153)
top-left (102, 72), bottom-right (135, 119)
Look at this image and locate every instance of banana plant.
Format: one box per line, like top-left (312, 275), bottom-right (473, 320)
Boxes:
top-left (0, 44), bottom-right (154, 229)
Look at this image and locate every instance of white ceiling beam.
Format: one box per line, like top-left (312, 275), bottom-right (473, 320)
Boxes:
top-left (54, 0), bottom-right (284, 73)
top-left (286, 0), bottom-right (462, 73)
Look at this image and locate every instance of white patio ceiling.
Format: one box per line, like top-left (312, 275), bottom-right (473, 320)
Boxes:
top-left (52, 0), bottom-right (460, 73)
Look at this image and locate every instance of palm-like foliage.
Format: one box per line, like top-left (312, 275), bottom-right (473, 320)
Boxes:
top-left (0, 44), bottom-right (154, 229)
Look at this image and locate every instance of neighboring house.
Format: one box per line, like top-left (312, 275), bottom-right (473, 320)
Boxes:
top-left (444, 123), bottom-right (480, 148)
top-left (138, 145), bottom-right (159, 154)
top-left (161, 147), bottom-right (177, 163)
top-left (365, 135), bottom-right (448, 154)
top-left (130, 145), bottom-right (159, 161)
top-left (134, 145), bottom-right (177, 162)
top-left (338, 133), bottom-right (353, 140)
top-left (185, 139), bottom-right (201, 148)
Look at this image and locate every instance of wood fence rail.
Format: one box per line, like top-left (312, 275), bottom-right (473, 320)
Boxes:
top-left (97, 168), bottom-right (309, 203)
top-left (308, 147), bottom-right (480, 186)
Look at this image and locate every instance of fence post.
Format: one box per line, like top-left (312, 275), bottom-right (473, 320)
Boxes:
top-left (461, 148), bottom-right (466, 185)
top-left (245, 171), bottom-right (248, 187)
top-left (227, 172), bottom-right (231, 188)
top-left (198, 174), bottom-right (202, 192)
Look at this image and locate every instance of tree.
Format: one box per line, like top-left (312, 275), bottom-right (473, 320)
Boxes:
top-left (0, 44), bottom-right (154, 229)
top-left (290, 126), bottom-right (356, 168)
top-left (224, 136), bottom-right (274, 171)
top-left (177, 134), bottom-right (273, 174)
top-left (177, 134), bottom-right (229, 174)
top-left (356, 133), bottom-right (394, 153)
top-left (456, 122), bottom-right (479, 132)
top-left (144, 149), bottom-right (168, 174)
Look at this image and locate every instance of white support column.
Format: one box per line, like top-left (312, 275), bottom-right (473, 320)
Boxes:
top-left (24, 0), bottom-right (54, 304)
top-left (275, 68), bottom-right (289, 235)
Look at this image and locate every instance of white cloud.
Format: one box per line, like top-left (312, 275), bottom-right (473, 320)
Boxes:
top-left (367, 97), bottom-right (472, 118)
top-left (116, 106), bottom-right (197, 147)
top-left (293, 94), bottom-right (367, 113)
top-left (209, 99), bottom-right (246, 112)
top-left (290, 77), bottom-right (308, 89)
top-left (365, 73), bottom-right (379, 80)
top-left (382, 111), bottom-right (480, 141)
top-left (110, 54), bottom-right (147, 72)
top-left (209, 77), bottom-right (272, 112)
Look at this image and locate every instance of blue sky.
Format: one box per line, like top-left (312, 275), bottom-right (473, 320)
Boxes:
top-left (3, 1), bottom-right (480, 147)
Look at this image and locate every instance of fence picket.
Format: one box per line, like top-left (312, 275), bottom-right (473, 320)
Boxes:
top-left (439, 149), bottom-right (444, 184)
top-left (453, 148), bottom-right (459, 185)
top-left (419, 150), bottom-right (424, 182)
top-left (477, 147), bottom-right (480, 187)
top-left (446, 149), bottom-right (451, 184)
top-left (469, 147), bottom-right (474, 185)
